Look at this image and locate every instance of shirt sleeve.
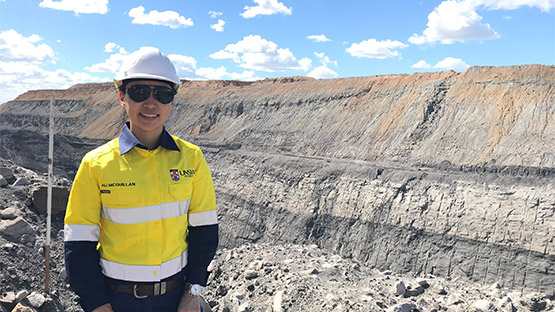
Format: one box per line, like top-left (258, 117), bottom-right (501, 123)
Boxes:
top-left (64, 155), bottom-right (110, 311)
top-left (186, 149), bottom-right (219, 285)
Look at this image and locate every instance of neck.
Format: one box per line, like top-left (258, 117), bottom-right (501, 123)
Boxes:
top-left (130, 126), bottom-right (162, 150)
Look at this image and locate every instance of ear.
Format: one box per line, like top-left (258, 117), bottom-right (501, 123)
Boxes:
top-left (118, 91), bottom-right (126, 108)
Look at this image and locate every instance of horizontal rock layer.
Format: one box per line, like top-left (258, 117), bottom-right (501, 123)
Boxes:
top-left (0, 65), bottom-right (553, 292)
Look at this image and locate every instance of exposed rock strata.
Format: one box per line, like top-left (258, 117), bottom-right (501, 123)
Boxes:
top-left (2, 65), bottom-right (554, 168)
top-left (209, 149), bottom-right (554, 292)
top-left (0, 65), bottom-right (553, 294)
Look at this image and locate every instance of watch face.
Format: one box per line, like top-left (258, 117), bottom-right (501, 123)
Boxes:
top-left (190, 284), bottom-right (203, 296)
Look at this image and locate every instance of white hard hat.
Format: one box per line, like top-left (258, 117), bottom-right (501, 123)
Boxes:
top-left (114, 47), bottom-right (180, 91)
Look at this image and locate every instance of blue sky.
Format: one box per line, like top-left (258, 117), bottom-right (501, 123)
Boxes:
top-left (0, 0), bottom-right (554, 104)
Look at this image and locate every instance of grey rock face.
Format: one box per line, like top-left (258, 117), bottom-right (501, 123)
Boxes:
top-left (209, 148), bottom-right (555, 292)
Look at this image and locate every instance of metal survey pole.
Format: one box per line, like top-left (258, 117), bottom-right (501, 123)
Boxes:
top-left (45, 96), bottom-right (54, 293)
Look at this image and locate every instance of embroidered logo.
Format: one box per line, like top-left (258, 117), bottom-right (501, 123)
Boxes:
top-left (170, 169), bottom-right (180, 181)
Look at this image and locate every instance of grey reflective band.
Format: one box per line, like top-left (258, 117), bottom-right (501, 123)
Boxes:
top-left (101, 249), bottom-right (189, 281)
top-left (101, 199), bottom-right (190, 224)
top-left (64, 224), bottom-right (100, 241)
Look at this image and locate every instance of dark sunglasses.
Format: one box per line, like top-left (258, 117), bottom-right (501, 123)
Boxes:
top-left (124, 85), bottom-right (176, 104)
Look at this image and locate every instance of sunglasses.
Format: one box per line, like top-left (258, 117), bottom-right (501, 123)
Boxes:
top-left (124, 85), bottom-right (176, 104)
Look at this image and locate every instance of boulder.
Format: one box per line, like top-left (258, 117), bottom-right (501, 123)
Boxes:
top-left (11, 302), bottom-right (36, 312)
top-left (0, 292), bottom-right (17, 312)
top-left (0, 167), bottom-right (15, 181)
top-left (0, 217), bottom-right (35, 242)
top-left (30, 185), bottom-right (69, 215)
top-left (12, 177), bottom-right (28, 187)
top-left (405, 284), bottom-right (426, 297)
top-left (394, 281), bottom-right (406, 296)
top-left (391, 302), bottom-right (418, 312)
top-left (0, 207), bottom-right (20, 220)
top-left (471, 299), bottom-right (494, 311)
top-left (23, 292), bottom-right (45, 308)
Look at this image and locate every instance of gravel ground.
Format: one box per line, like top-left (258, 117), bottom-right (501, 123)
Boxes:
top-left (0, 158), bottom-right (553, 312)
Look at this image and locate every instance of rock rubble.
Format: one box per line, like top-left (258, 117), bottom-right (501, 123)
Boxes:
top-left (203, 243), bottom-right (554, 312)
top-left (1, 158), bottom-right (552, 312)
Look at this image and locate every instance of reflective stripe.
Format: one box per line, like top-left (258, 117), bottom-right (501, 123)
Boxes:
top-left (64, 224), bottom-right (100, 242)
top-left (101, 199), bottom-right (190, 225)
top-left (189, 209), bottom-right (218, 226)
top-left (101, 249), bottom-right (188, 282)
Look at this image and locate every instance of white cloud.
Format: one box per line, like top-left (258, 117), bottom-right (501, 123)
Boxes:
top-left (168, 54), bottom-right (198, 77)
top-left (104, 42), bottom-right (127, 53)
top-left (208, 10), bottom-right (223, 18)
top-left (0, 29), bottom-right (110, 104)
top-left (308, 52), bottom-right (338, 79)
top-left (346, 39), bottom-right (408, 59)
top-left (39, 0), bottom-right (108, 14)
top-left (477, 0), bottom-right (555, 12)
top-left (434, 57), bottom-right (470, 71)
top-left (409, 0), bottom-right (499, 45)
top-left (0, 61), bottom-right (106, 104)
top-left (128, 6), bottom-right (194, 29)
top-left (0, 29), bottom-right (55, 64)
top-left (85, 50), bottom-right (128, 73)
top-left (407, 0), bottom-right (554, 45)
top-left (191, 67), bottom-right (261, 81)
top-left (230, 70), bottom-right (260, 81)
top-left (308, 66), bottom-right (338, 79)
top-left (314, 52), bottom-right (337, 67)
top-left (195, 66), bottom-right (228, 80)
top-left (412, 60), bottom-right (432, 69)
top-left (307, 34), bottom-right (331, 42)
top-left (210, 35), bottom-right (311, 72)
top-left (211, 19), bottom-right (226, 32)
top-left (241, 0), bottom-right (292, 18)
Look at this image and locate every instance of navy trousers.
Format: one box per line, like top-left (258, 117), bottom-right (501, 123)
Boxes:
top-left (108, 284), bottom-right (185, 312)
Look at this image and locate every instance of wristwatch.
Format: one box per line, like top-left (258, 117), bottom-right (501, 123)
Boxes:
top-left (188, 284), bottom-right (203, 296)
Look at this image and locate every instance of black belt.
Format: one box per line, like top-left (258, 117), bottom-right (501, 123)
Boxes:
top-left (110, 279), bottom-right (183, 298)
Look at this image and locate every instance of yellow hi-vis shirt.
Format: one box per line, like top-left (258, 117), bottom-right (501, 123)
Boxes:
top-left (64, 136), bottom-right (218, 282)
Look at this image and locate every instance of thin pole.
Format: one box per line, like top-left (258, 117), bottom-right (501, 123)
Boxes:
top-left (45, 96), bottom-right (54, 293)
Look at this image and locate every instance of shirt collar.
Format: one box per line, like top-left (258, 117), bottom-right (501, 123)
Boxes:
top-left (118, 122), bottom-right (180, 155)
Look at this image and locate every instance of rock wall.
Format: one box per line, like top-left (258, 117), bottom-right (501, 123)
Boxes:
top-left (208, 148), bottom-right (554, 292)
top-left (0, 65), bottom-right (553, 292)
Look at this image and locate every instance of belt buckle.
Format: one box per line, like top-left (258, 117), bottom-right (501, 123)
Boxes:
top-left (153, 282), bottom-right (167, 295)
top-left (133, 285), bottom-right (148, 299)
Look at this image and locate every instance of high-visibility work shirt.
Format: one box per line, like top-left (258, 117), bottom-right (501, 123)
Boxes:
top-left (64, 126), bottom-right (218, 282)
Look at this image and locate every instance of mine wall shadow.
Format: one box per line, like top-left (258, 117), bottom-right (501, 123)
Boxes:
top-left (216, 190), bottom-right (554, 294)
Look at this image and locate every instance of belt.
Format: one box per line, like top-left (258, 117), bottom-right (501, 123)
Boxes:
top-left (110, 279), bottom-right (183, 299)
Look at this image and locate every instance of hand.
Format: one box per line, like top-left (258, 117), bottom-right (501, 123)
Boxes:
top-left (177, 291), bottom-right (201, 312)
top-left (92, 303), bottom-right (114, 312)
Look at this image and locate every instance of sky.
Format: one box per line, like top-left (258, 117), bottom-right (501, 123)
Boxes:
top-left (0, 0), bottom-right (554, 104)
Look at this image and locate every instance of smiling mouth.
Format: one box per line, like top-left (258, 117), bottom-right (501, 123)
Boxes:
top-left (140, 113), bottom-right (159, 118)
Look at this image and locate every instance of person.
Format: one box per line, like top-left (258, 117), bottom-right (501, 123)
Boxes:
top-left (64, 47), bottom-right (219, 312)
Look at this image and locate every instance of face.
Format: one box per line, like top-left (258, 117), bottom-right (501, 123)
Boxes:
top-left (119, 80), bottom-right (174, 138)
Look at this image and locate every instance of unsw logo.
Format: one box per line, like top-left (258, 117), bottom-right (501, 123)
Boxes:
top-left (169, 169), bottom-right (195, 181)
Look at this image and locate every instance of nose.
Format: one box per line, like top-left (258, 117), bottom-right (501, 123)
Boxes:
top-left (142, 91), bottom-right (158, 106)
